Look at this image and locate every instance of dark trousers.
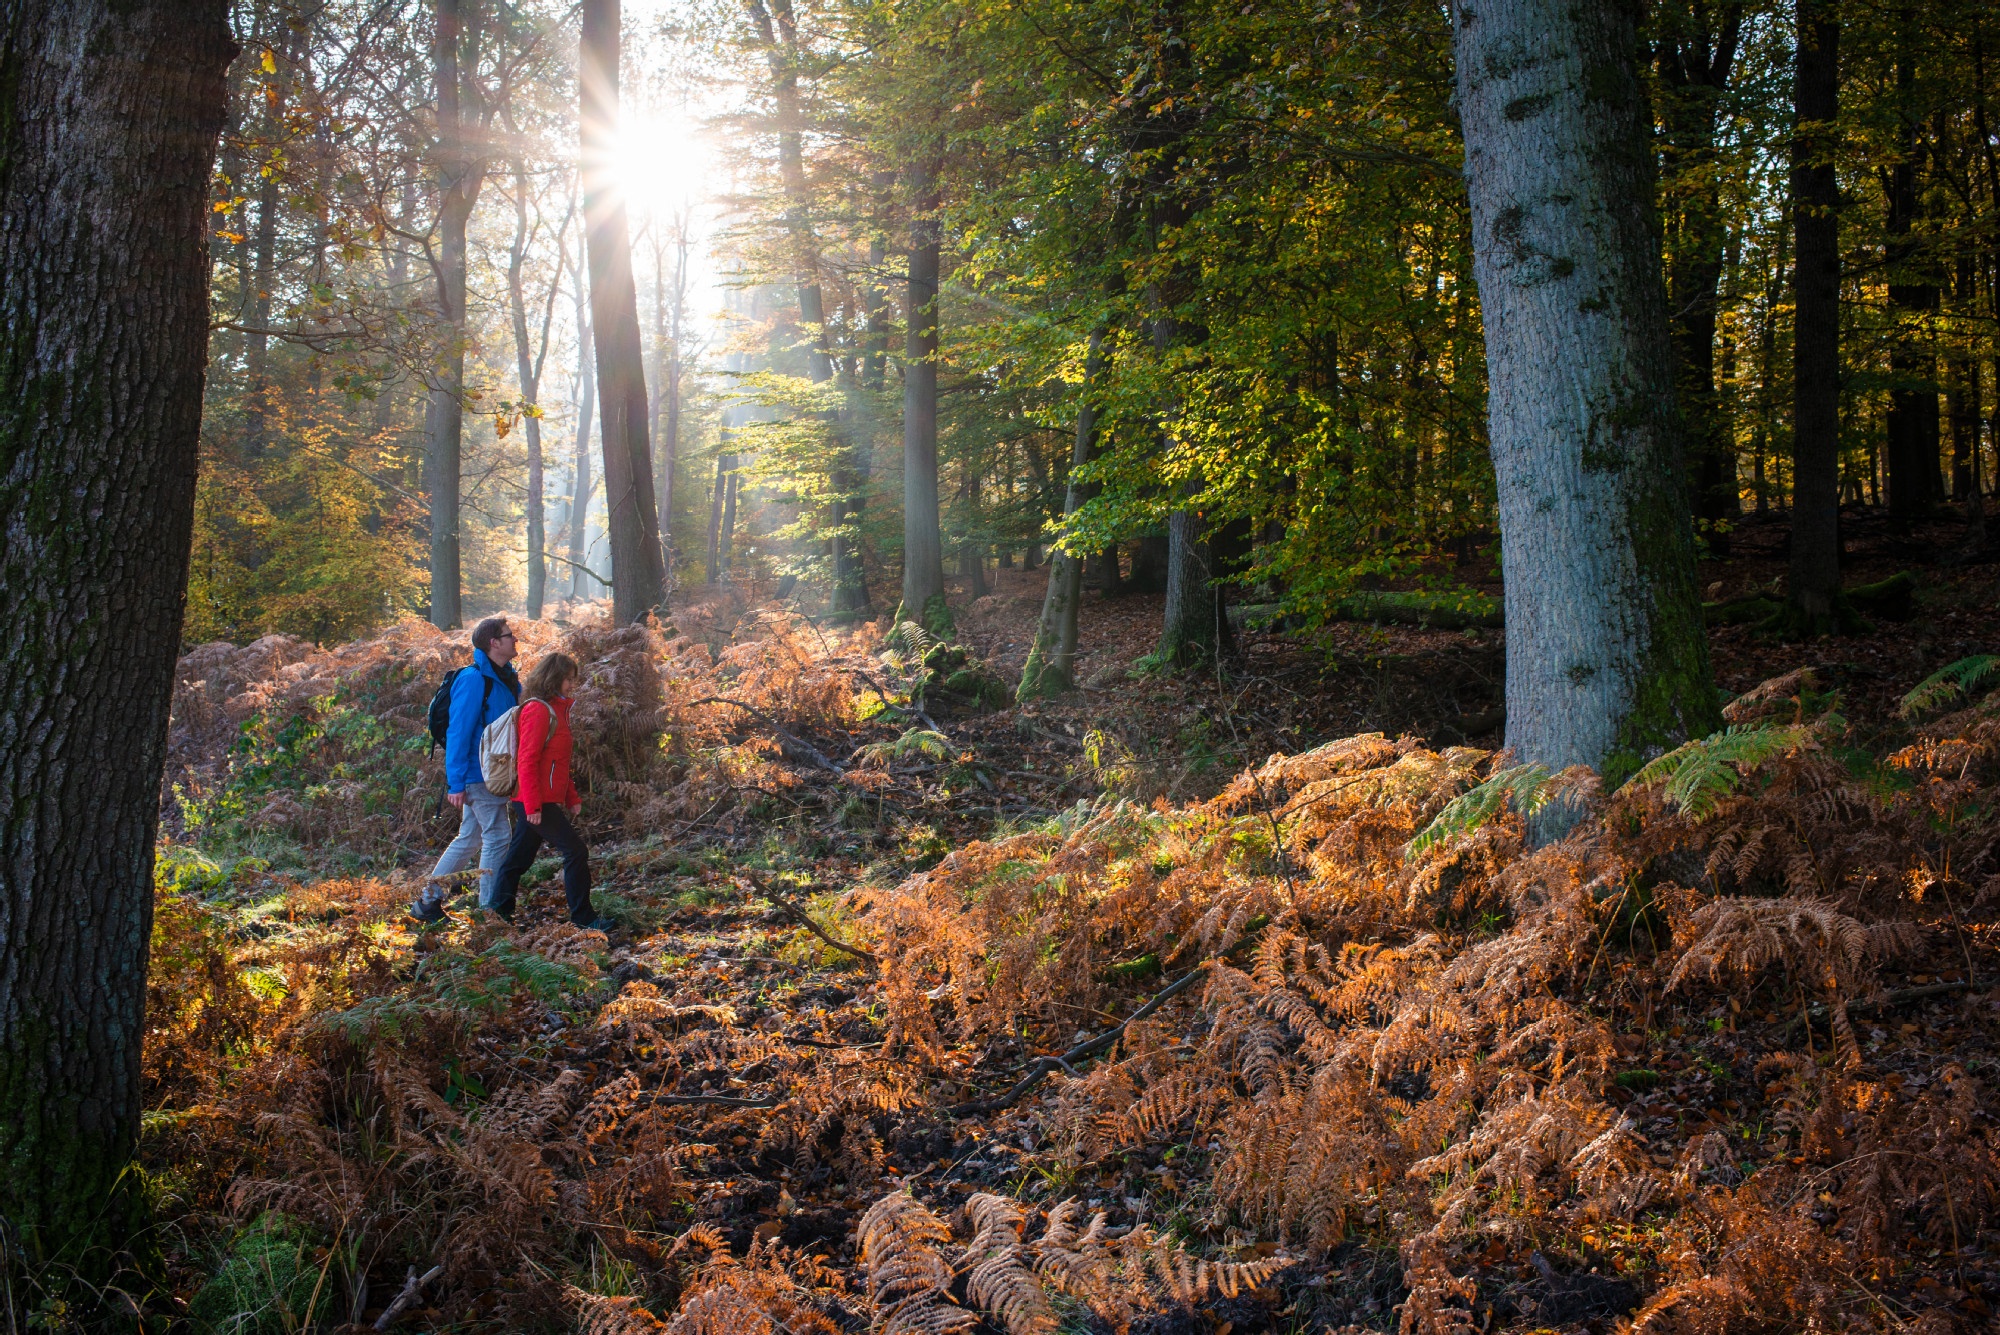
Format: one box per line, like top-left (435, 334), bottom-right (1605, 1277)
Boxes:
top-left (490, 802), bottom-right (594, 924)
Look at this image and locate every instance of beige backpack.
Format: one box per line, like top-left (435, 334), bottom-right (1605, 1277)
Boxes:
top-left (479, 705), bottom-right (522, 796)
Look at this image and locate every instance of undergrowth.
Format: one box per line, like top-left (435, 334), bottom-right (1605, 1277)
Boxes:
top-left (40, 621), bottom-right (2000, 1332)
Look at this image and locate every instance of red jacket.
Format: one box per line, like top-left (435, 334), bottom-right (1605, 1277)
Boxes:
top-left (516, 696), bottom-right (578, 817)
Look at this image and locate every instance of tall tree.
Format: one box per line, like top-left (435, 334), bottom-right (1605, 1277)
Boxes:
top-left (1019, 330), bottom-right (1104, 700)
top-left (0, 0), bottom-right (232, 1273)
top-left (567, 234), bottom-right (598, 599)
top-left (1788, 0), bottom-right (1842, 632)
top-left (581, 0), bottom-right (668, 623)
top-left (1453, 0), bottom-right (1720, 790)
top-left (1884, 18), bottom-right (1941, 520)
top-left (505, 158), bottom-right (566, 620)
top-left (901, 159), bottom-right (948, 628)
top-left (425, 0), bottom-right (488, 629)
top-left (1656, 0), bottom-right (1746, 549)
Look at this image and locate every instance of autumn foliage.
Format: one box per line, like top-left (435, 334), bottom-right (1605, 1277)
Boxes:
top-left (129, 616), bottom-right (2000, 1333)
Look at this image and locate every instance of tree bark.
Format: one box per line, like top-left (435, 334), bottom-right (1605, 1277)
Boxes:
top-left (506, 160), bottom-right (559, 620)
top-left (706, 447), bottom-right (729, 582)
top-left (1152, 306), bottom-right (1225, 670)
top-left (1453, 0), bottom-right (1720, 791)
top-left (901, 159), bottom-right (947, 628)
top-left (426, 0), bottom-right (486, 630)
top-left (568, 242), bottom-right (596, 599)
top-left (1019, 331), bottom-right (1104, 700)
top-left (1788, 0), bottom-right (1841, 632)
top-left (1884, 26), bottom-right (1940, 522)
top-left (0, 0), bottom-right (232, 1271)
top-left (1657, 2), bottom-right (1744, 551)
top-left (581, 0), bottom-right (667, 623)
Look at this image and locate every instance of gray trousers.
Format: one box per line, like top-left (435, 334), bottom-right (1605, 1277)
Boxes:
top-left (424, 781), bottom-right (512, 908)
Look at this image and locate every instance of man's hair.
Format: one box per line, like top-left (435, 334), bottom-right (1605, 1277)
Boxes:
top-left (522, 652), bottom-right (578, 702)
top-left (470, 616), bottom-right (511, 652)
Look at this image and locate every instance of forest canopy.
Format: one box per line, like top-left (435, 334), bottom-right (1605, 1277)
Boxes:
top-left (198, 0), bottom-right (2000, 650)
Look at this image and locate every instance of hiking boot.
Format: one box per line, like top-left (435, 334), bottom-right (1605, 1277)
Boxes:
top-left (575, 915), bottom-right (617, 933)
top-left (409, 899), bottom-right (449, 926)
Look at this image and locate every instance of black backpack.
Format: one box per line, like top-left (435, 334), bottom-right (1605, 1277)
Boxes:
top-left (427, 666), bottom-right (495, 754)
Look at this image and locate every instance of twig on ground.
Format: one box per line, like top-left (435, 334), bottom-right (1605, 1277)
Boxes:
top-left (1784, 976), bottom-right (1991, 1038)
top-left (747, 872), bottom-right (878, 965)
top-left (373, 1264), bottom-right (443, 1330)
top-left (948, 965), bottom-right (1209, 1116)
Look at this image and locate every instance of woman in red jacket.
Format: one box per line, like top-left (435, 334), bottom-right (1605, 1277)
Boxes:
top-left (489, 652), bottom-right (614, 930)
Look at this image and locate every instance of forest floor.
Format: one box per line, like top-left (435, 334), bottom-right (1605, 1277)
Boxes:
top-left (117, 519), bottom-right (2000, 1335)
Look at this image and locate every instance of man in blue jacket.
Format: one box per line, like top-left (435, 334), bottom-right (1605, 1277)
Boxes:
top-left (412, 616), bottom-right (522, 922)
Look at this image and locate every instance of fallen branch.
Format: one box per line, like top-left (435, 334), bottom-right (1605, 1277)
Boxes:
top-left (373, 1264), bottom-right (443, 1330)
top-left (948, 965), bottom-right (1209, 1117)
top-left (1785, 976), bottom-right (1991, 1039)
top-left (747, 872), bottom-right (878, 966)
top-left (654, 1092), bottom-right (783, 1108)
top-left (688, 697), bottom-right (846, 773)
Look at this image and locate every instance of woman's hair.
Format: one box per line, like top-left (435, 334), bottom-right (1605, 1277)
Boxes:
top-left (522, 651), bottom-right (578, 702)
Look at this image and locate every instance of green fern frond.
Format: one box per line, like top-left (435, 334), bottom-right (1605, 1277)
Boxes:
top-left (1628, 724), bottom-right (1812, 820)
top-left (857, 728), bottom-right (951, 769)
top-left (1405, 763), bottom-right (1551, 861)
top-left (1898, 655), bottom-right (2000, 720)
top-left (887, 620), bottom-right (942, 659)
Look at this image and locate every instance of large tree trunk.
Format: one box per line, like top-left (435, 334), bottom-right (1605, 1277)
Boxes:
top-left (901, 160), bottom-right (947, 628)
top-left (581, 0), bottom-right (667, 624)
top-left (1453, 0), bottom-right (1719, 790)
top-left (1884, 29), bottom-right (1940, 522)
top-left (1019, 331), bottom-right (1104, 700)
top-left (1788, 0), bottom-right (1841, 632)
top-left (0, 0), bottom-right (231, 1272)
top-left (426, 0), bottom-right (485, 630)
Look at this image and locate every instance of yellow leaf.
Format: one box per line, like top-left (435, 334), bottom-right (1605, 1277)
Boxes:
top-left (261, 48), bottom-right (276, 73)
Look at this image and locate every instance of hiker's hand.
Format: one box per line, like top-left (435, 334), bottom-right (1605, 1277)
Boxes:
top-left (567, 799), bottom-right (580, 816)
top-left (525, 808), bottom-right (542, 826)
top-left (447, 791), bottom-right (465, 810)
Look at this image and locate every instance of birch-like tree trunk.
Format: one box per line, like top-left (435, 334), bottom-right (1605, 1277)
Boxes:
top-left (581, 0), bottom-right (667, 623)
top-left (1453, 0), bottom-right (1719, 788)
top-left (0, 0), bottom-right (231, 1271)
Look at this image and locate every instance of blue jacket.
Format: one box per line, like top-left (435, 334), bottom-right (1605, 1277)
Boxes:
top-left (445, 649), bottom-right (522, 792)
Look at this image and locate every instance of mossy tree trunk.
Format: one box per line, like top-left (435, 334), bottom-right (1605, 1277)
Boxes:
top-left (1788, 0), bottom-right (1842, 632)
top-left (1453, 0), bottom-right (1721, 791)
top-left (0, 0), bottom-right (232, 1274)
